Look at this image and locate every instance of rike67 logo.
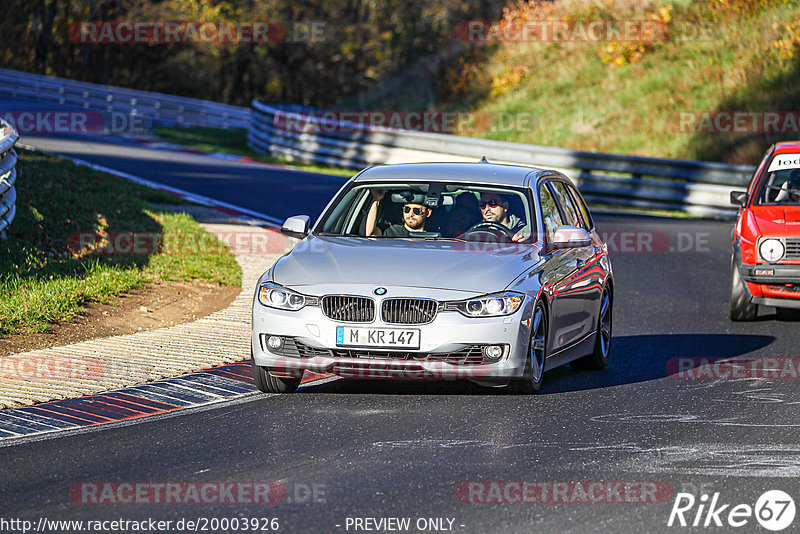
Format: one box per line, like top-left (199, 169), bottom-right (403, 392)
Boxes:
top-left (668, 490), bottom-right (796, 531)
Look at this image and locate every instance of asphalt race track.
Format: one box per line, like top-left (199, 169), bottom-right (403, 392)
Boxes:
top-left (18, 133), bottom-right (347, 224)
top-left (2, 98), bottom-right (800, 533)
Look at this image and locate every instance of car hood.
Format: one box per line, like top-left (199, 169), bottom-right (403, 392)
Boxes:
top-left (750, 207), bottom-right (800, 236)
top-left (272, 235), bottom-right (543, 293)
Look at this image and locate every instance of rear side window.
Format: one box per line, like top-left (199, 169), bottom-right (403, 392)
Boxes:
top-left (551, 181), bottom-right (583, 229)
top-left (566, 184), bottom-right (593, 230)
top-left (539, 184), bottom-right (564, 243)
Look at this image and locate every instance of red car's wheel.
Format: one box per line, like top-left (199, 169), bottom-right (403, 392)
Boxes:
top-left (729, 258), bottom-right (758, 321)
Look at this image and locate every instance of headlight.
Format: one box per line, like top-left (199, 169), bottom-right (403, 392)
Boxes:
top-left (445, 292), bottom-right (524, 317)
top-left (258, 283), bottom-right (314, 311)
top-left (759, 238), bottom-right (785, 263)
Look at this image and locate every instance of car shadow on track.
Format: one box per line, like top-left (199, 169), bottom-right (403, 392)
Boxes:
top-left (541, 333), bottom-right (775, 394)
top-left (300, 333), bottom-right (774, 396)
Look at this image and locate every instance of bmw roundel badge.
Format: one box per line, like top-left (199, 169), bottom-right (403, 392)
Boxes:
top-left (374, 287), bottom-right (387, 295)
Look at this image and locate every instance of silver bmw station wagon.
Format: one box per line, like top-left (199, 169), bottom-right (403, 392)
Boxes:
top-left (251, 161), bottom-right (613, 394)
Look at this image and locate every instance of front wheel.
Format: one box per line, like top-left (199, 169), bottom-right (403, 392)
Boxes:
top-left (509, 301), bottom-right (547, 394)
top-left (729, 259), bottom-right (758, 321)
top-left (572, 288), bottom-right (612, 370)
top-left (251, 349), bottom-right (301, 393)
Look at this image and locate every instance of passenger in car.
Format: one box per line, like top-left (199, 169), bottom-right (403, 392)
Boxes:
top-left (365, 189), bottom-right (433, 237)
top-left (439, 191), bottom-right (481, 237)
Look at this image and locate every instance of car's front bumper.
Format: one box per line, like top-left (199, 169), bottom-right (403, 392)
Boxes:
top-left (251, 301), bottom-right (533, 383)
top-left (740, 263), bottom-right (800, 285)
top-left (738, 263), bottom-right (800, 307)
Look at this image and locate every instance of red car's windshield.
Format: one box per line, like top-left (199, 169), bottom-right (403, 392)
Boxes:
top-left (755, 154), bottom-right (800, 206)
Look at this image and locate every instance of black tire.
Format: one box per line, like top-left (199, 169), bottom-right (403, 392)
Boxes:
top-left (251, 350), bottom-right (300, 394)
top-left (729, 259), bottom-right (758, 321)
top-left (572, 287), bottom-right (612, 370)
top-left (510, 301), bottom-right (547, 394)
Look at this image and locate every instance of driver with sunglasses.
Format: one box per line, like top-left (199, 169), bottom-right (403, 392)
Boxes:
top-left (365, 189), bottom-right (432, 237)
top-left (477, 192), bottom-right (528, 242)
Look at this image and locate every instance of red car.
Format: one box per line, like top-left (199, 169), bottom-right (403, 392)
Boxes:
top-left (730, 141), bottom-right (800, 320)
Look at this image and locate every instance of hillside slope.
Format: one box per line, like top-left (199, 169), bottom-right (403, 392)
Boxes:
top-left (373, 0), bottom-right (800, 165)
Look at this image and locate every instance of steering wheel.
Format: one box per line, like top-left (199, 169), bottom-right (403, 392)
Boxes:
top-left (461, 221), bottom-right (516, 242)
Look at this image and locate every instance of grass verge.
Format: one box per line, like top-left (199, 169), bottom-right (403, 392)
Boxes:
top-left (0, 149), bottom-right (241, 336)
top-left (154, 126), bottom-right (354, 177)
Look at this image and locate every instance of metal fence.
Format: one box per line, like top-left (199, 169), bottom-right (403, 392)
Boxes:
top-left (0, 68), bottom-right (250, 130)
top-left (249, 101), bottom-right (756, 218)
top-left (0, 68), bottom-right (757, 219)
top-left (0, 120), bottom-right (19, 238)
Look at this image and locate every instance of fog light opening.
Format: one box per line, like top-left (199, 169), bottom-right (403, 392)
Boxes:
top-left (267, 336), bottom-right (284, 350)
top-left (482, 345), bottom-right (504, 362)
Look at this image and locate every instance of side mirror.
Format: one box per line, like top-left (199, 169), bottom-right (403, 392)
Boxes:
top-left (730, 191), bottom-right (748, 207)
top-left (551, 225), bottom-right (591, 250)
top-left (281, 215), bottom-right (311, 239)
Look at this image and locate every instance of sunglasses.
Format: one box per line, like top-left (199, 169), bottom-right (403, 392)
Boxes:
top-left (480, 199), bottom-right (501, 209)
top-left (403, 206), bottom-right (425, 215)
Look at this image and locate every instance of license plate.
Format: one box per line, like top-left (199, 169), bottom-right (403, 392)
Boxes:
top-left (335, 326), bottom-right (420, 349)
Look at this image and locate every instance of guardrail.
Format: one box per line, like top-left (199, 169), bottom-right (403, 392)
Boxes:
top-left (0, 68), bottom-right (250, 130)
top-left (0, 120), bottom-right (19, 238)
top-left (249, 101), bottom-right (756, 218)
top-left (0, 69), bottom-right (756, 219)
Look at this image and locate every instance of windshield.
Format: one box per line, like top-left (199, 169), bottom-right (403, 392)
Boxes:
top-left (317, 181), bottom-right (535, 242)
top-left (756, 154), bottom-right (800, 205)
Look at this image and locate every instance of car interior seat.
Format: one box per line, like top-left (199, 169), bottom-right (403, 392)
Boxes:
top-left (774, 181), bottom-right (790, 203)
